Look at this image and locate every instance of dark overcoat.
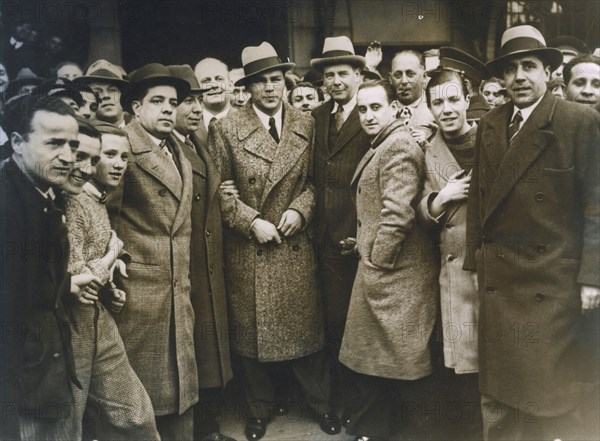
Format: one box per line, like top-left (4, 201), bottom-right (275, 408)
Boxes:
top-left (177, 133), bottom-right (233, 389)
top-left (110, 120), bottom-right (198, 415)
top-left (208, 103), bottom-right (323, 362)
top-left (339, 120), bottom-right (439, 380)
top-left (464, 92), bottom-right (600, 416)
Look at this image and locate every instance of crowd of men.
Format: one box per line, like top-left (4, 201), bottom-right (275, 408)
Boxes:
top-left (0, 22), bottom-right (599, 441)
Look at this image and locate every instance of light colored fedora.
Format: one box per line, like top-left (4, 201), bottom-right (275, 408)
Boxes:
top-left (235, 42), bottom-right (295, 87)
top-left (310, 36), bottom-right (366, 72)
top-left (74, 59), bottom-right (129, 88)
top-left (486, 25), bottom-right (563, 76)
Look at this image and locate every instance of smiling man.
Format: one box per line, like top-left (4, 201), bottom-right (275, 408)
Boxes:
top-left (109, 63), bottom-right (198, 441)
top-left (465, 25), bottom-right (600, 441)
top-left (564, 54), bottom-right (600, 111)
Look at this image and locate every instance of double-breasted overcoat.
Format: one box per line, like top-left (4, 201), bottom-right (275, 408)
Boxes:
top-left (208, 103), bottom-right (323, 362)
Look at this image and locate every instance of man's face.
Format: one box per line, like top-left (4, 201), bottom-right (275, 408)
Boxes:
top-left (19, 83), bottom-right (37, 95)
top-left (357, 86), bottom-right (398, 137)
top-left (248, 69), bottom-right (285, 116)
top-left (89, 82), bottom-right (123, 123)
top-left (323, 64), bottom-right (361, 105)
top-left (132, 85), bottom-right (178, 138)
top-left (550, 52), bottom-right (575, 80)
top-left (77, 91), bottom-right (98, 120)
top-left (195, 59), bottom-right (230, 110)
top-left (566, 62), bottom-right (600, 109)
top-left (428, 81), bottom-right (470, 138)
top-left (389, 52), bottom-right (426, 105)
top-left (12, 110), bottom-right (78, 189)
top-left (0, 64), bottom-right (8, 93)
top-left (175, 93), bottom-right (202, 135)
top-left (94, 134), bottom-right (130, 189)
top-left (57, 64), bottom-right (83, 81)
top-left (290, 86), bottom-right (320, 112)
top-left (61, 133), bottom-right (101, 195)
top-left (15, 23), bottom-right (32, 41)
top-left (482, 82), bottom-right (505, 108)
top-left (503, 55), bottom-right (550, 108)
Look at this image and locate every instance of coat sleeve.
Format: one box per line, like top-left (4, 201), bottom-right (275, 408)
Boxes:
top-left (288, 124), bottom-right (316, 227)
top-left (463, 122), bottom-right (483, 272)
top-left (65, 198), bottom-right (111, 285)
top-left (576, 109), bottom-right (600, 287)
top-left (370, 136), bottom-right (422, 269)
top-left (208, 121), bottom-right (260, 236)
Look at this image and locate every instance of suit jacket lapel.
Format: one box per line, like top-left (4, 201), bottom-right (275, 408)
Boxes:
top-left (314, 101), bottom-right (333, 158)
top-left (261, 103), bottom-right (310, 207)
top-left (484, 93), bottom-right (557, 225)
top-left (329, 106), bottom-right (362, 159)
top-left (127, 120), bottom-right (183, 200)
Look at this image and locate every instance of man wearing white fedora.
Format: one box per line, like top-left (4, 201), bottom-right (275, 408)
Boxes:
top-left (464, 25), bottom-right (600, 440)
top-left (310, 36), bottom-right (371, 418)
top-left (208, 41), bottom-right (340, 441)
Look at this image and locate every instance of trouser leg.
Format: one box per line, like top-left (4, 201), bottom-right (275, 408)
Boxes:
top-left (290, 350), bottom-right (332, 416)
top-left (155, 406), bottom-right (194, 441)
top-left (238, 355), bottom-right (275, 420)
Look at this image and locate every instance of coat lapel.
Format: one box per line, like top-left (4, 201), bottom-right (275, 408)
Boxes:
top-left (313, 101), bottom-right (333, 157)
top-left (351, 147), bottom-right (376, 188)
top-left (192, 132), bottom-right (222, 206)
top-left (195, 115), bottom-right (209, 147)
top-left (237, 105), bottom-right (278, 163)
top-left (329, 106), bottom-right (363, 159)
top-left (484, 93), bottom-right (557, 224)
top-left (127, 120), bottom-right (183, 200)
top-left (169, 133), bottom-right (193, 233)
top-left (260, 103), bottom-right (310, 207)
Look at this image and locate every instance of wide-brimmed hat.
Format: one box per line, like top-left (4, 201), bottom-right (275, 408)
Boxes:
top-left (4, 68), bottom-right (44, 101)
top-left (547, 35), bottom-right (590, 57)
top-left (35, 77), bottom-right (84, 107)
top-left (486, 25), bottom-right (563, 76)
top-left (166, 65), bottom-right (202, 93)
top-left (120, 63), bottom-right (191, 113)
top-left (74, 59), bottom-right (129, 89)
top-left (235, 42), bottom-right (295, 87)
top-left (310, 36), bottom-right (366, 72)
top-left (436, 47), bottom-right (487, 84)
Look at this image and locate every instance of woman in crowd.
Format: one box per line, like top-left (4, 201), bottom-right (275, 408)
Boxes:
top-left (416, 68), bottom-right (482, 440)
top-left (479, 77), bottom-right (507, 108)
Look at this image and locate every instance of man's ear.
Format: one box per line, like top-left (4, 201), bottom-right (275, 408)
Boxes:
top-left (10, 132), bottom-right (24, 155)
top-left (544, 65), bottom-right (551, 81)
top-left (130, 100), bottom-right (141, 116)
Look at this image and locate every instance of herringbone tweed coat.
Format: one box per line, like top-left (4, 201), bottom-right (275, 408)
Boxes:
top-left (109, 120), bottom-right (198, 415)
top-left (340, 120), bottom-right (438, 380)
top-left (208, 102), bottom-right (324, 362)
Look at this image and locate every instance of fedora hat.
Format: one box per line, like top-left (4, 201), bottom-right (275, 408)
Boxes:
top-left (436, 47), bottom-right (487, 84)
top-left (4, 68), bottom-right (44, 101)
top-left (235, 42), bottom-right (295, 87)
top-left (120, 63), bottom-right (191, 113)
top-left (35, 77), bottom-right (84, 107)
top-left (310, 36), bottom-right (366, 72)
top-left (74, 59), bottom-right (129, 89)
top-left (167, 64), bottom-right (202, 93)
top-left (486, 25), bottom-right (563, 76)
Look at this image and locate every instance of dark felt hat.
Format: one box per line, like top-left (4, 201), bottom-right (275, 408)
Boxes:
top-left (437, 47), bottom-right (487, 84)
top-left (547, 35), bottom-right (591, 56)
top-left (167, 64), bottom-right (202, 93)
top-left (4, 68), bottom-right (44, 101)
top-left (35, 77), bottom-right (84, 107)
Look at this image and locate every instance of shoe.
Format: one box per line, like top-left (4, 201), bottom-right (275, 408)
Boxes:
top-left (244, 418), bottom-right (269, 441)
top-left (318, 410), bottom-right (341, 435)
top-left (201, 432), bottom-right (237, 441)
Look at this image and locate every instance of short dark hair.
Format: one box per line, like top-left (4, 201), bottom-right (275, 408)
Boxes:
top-left (563, 54), bottom-right (600, 85)
top-left (425, 69), bottom-right (469, 106)
top-left (77, 117), bottom-right (102, 141)
top-left (1, 95), bottom-right (76, 139)
top-left (288, 81), bottom-right (323, 102)
top-left (357, 80), bottom-right (396, 104)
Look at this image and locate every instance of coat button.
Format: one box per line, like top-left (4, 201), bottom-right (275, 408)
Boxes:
top-left (327, 160), bottom-right (332, 165)
top-left (249, 177), bottom-right (256, 184)
top-left (535, 192), bottom-right (544, 202)
top-left (535, 292), bottom-right (545, 302)
top-left (358, 186), bottom-right (361, 194)
top-left (537, 245), bottom-right (546, 253)
top-left (292, 245), bottom-right (300, 252)
top-left (206, 230), bottom-right (210, 236)
top-left (447, 254), bottom-right (455, 262)
top-left (486, 285), bottom-right (496, 294)
top-left (357, 220), bottom-right (362, 227)
top-left (195, 192), bottom-right (201, 201)
top-left (159, 188), bottom-right (168, 196)
top-left (257, 249), bottom-right (263, 256)
top-left (53, 352), bottom-right (61, 359)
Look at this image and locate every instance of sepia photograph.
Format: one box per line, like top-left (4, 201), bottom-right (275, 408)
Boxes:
top-left (0, 1), bottom-right (599, 440)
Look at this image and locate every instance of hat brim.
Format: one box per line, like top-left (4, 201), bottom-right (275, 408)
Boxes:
top-left (74, 75), bottom-right (130, 88)
top-left (310, 55), bottom-right (366, 72)
top-left (234, 62), bottom-right (296, 87)
top-left (5, 78), bottom-right (44, 99)
top-left (486, 48), bottom-right (563, 77)
top-left (120, 76), bottom-right (191, 113)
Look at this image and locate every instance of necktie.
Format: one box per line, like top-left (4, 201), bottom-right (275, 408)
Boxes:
top-left (335, 105), bottom-right (345, 133)
top-left (210, 116), bottom-right (217, 125)
top-left (159, 139), bottom-right (181, 178)
top-left (508, 110), bottom-right (523, 143)
top-left (98, 191), bottom-right (107, 204)
top-left (268, 117), bottom-right (279, 143)
top-left (398, 106), bottom-right (412, 126)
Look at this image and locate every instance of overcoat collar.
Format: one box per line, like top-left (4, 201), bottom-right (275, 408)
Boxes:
top-left (126, 119), bottom-right (193, 232)
top-left (190, 131), bottom-right (222, 203)
top-left (482, 92), bottom-right (557, 224)
top-left (235, 102), bottom-right (311, 208)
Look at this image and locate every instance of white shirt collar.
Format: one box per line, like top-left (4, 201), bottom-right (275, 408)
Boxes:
top-left (82, 182), bottom-right (106, 202)
top-left (36, 186), bottom-right (56, 201)
top-left (203, 107), bottom-right (230, 131)
top-left (512, 94), bottom-right (544, 125)
top-left (10, 37), bottom-right (23, 49)
top-left (252, 103), bottom-right (283, 137)
top-left (173, 130), bottom-right (187, 144)
top-left (147, 132), bottom-right (165, 147)
top-left (331, 94), bottom-right (357, 118)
